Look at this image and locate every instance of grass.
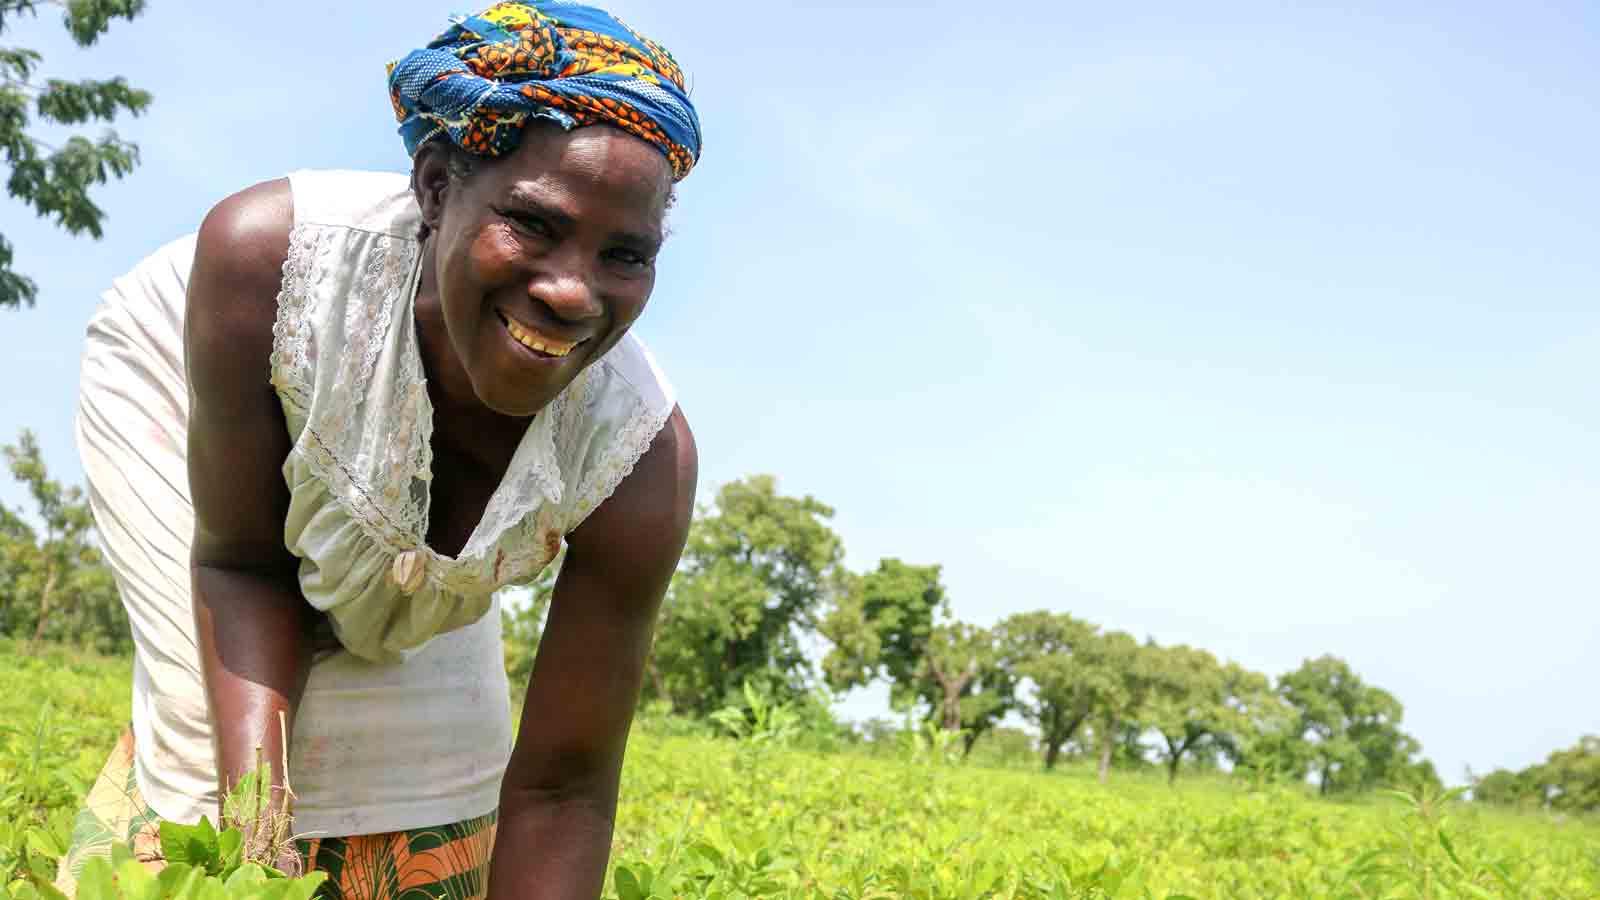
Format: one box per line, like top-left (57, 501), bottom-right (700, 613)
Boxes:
top-left (4, 642), bottom-right (1598, 898)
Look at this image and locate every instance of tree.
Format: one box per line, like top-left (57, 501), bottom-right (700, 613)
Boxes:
top-left (1277, 655), bottom-right (1429, 795)
top-left (820, 562), bottom-right (1013, 752)
top-left (1144, 646), bottom-right (1256, 784)
top-left (1, 0), bottom-right (151, 309)
top-left (820, 558), bottom-right (945, 702)
top-left (919, 620), bottom-right (1014, 754)
top-left (1077, 631), bottom-right (1159, 784)
top-left (998, 611), bottom-right (1099, 771)
top-left (1470, 767), bottom-right (1539, 809)
top-left (1530, 735), bottom-right (1600, 814)
top-left (645, 475), bottom-right (843, 716)
top-left (1, 429), bottom-right (127, 652)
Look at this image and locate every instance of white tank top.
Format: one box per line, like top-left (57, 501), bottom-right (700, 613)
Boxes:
top-left (77, 169), bottom-right (676, 837)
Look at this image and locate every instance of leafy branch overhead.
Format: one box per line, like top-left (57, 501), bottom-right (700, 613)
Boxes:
top-left (0, 0), bottom-right (150, 309)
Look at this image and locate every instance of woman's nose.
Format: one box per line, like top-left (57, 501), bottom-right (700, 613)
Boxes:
top-left (528, 253), bottom-right (602, 322)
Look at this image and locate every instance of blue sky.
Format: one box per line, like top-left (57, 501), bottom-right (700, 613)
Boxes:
top-left (2, 1), bottom-right (1596, 784)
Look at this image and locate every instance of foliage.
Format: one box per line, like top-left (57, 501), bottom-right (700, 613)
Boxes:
top-left (0, 643), bottom-right (327, 900)
top-left (1, 430), bottom-right (128, 653)
top-left (822, 562), bottom-right (1013, 753)
top-left (10, 642), bottom-right (1600, 899)
top-left (708, 681), bottom-right (801, 775)
top-left (1470, 767), bottom-right (1541, 810)
top-left (0, 0), bottom-right (151, 309)
top-left (819, 558), bottom-right (945, 701)
top-left (1276, 655), bottom-right (1430, 796)
top-left (1483, 735), bottom-right (1600, 816)
top-left (1076, 631), bottom-right (1159, 784)
top-left (1144, 648), bottom-right (1276, 784)
top-left (645, 476), bottom-right (844, 716)
top-left (999, 610), bottom-right (1099, 771)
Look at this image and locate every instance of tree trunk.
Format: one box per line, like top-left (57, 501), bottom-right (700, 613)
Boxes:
top-left (932, 660), bottom-right (975, 732)
top-left (1044, 739), bottom-right (1062, 770)
top-left (645, 656), bottom-right (671, 710)
top-left (1097, 725), bottom-right (1113, 784)
top-left (962, 729), bottom-right (979, 758)
top-left (28, 558), bottom-right (59, 650)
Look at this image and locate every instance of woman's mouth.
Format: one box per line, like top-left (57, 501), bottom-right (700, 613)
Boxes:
top-left (500, 312), bottom-right (580, 359)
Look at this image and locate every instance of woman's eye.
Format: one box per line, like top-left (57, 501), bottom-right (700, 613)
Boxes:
top-left (605, 248), bottom-right (653, 269)
top-left (499, 209), bottom-right (551, 238)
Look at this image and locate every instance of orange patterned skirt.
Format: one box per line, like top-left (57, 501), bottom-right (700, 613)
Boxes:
top-left (57, 729), bottom-right (497, 899)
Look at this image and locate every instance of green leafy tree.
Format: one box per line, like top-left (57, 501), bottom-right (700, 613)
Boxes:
top-left (918, 620), bottom-right (1014, 754)
top-left (1468, 767), bottom-right (1535, 807)
top-left (1529, 735), bottom-right (1600, 814)
top-left (819, 558), bottom-right (945, 701)
top-left (1277, 655), bottom-right (1430, 795)
top-left (1146, 646), bottom-right (1271, 784)
top-left (2, 429), bottom-right (127, 652)
top-left (1, 0), bottom-right (150, 309)
top-left (820, 561), bottom-right (1014, 753)
top-left (998, 610), bottom-right (1099, 771)
top-left (1077, 631), bottom-right (1159, 784)
top-left (645, 475), bottom-right (843, 716)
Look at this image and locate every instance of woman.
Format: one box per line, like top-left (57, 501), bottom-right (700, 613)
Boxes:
top-left (61, 3), bottom-right (702, 898)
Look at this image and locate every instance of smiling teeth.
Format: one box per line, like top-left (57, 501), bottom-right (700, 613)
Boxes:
top-left (504, 316), bottom-right (577, 358)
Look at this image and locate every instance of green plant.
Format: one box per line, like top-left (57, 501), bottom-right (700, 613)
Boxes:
top-left (708, 681), bottom-right (801, 750)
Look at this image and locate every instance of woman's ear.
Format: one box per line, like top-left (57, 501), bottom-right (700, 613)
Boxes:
top-left (411, 142), bottom-right (453, 230)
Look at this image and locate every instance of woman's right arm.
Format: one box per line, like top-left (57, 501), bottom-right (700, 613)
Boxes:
top-left (182, 179), bottom-right (312, 851)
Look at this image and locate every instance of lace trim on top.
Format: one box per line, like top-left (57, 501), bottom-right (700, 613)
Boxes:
top-left (267, 221), bottom-right (666, 624)
top-left (566, 382), bottom-right (673, 532)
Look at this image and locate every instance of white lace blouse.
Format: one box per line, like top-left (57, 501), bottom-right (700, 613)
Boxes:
top-left (271, 169), bottom-right (674, 666)
top-left (76, 168), bottom-right (676, 837)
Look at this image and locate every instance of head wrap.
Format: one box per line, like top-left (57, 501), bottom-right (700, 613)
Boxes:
top-left (387, 1), bottom-right (701, 180)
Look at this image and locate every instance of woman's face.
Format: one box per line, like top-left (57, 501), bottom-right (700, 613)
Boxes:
top-left (415, 123), bottom-right (673, 418)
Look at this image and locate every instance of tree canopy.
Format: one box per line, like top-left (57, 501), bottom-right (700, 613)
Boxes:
top-left (1, 0), bottom-right (150, 309)
top-left (644, 475), bottom-right (843, 715)
top-left (1, 429), bottom-right (125, 652)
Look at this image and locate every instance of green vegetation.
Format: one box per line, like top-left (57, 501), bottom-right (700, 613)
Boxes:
top-left (0, 642), bottom-right (327, 899)
top-left (5, 448), bottom-right (1598, 808)
top-left (2, 432), bottom-right (128, 654)
top-left (0, 0), bottom-right (151, 310)
top-left (5, 644), bottom-right (1598, 899)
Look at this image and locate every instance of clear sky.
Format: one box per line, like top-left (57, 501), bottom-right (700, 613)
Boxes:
top-left (2, 0), bottom-right (1596, 785)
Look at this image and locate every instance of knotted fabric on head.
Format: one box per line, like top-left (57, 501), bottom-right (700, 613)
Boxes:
top-left (388, 1), bottom-right (701, 180)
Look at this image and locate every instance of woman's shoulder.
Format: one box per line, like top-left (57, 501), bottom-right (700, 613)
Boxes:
top-left (187, 177), bottom-right (296, 361)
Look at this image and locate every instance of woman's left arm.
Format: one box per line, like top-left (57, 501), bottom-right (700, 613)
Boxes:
top-left (486, 407), bottom-right (697, 900)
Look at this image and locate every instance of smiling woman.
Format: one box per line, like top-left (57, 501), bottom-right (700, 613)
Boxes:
top-left (60, 3), bottom-right (703, 899)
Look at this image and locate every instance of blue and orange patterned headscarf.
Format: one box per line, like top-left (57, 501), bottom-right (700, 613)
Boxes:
top-left (388, 1), bottom-right (701, 180)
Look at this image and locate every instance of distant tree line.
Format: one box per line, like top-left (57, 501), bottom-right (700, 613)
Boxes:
top-left (6, 437), bottom-right (1594, 804)
top-left (1470, 737), bottom-right (1600, 815)
top-left (636, 475), bottom-right (1443, 793)
top-left (1, 430), bottom-right (127, 653)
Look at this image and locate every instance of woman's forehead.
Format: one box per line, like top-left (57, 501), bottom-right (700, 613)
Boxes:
top-left (475, 128), bottom-right (671, 233)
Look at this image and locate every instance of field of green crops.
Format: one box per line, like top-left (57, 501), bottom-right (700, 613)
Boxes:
top-left (4, 642), bottom-right (1597, 899)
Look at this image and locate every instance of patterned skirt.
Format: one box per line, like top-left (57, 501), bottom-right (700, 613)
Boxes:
top-left (56, 729), bottom-right (497, 900)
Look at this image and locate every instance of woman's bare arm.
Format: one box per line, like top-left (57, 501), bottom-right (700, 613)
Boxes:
top-left (183, 179), bottom-right (312, 846)
top-left (487, 407), bottom-right (697, 900)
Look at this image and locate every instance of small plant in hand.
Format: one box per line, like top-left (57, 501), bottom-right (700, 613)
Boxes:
top-left (4, 699), bottom-right (325, 900)
top-left (16, 758), bottom-right (325, 900)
